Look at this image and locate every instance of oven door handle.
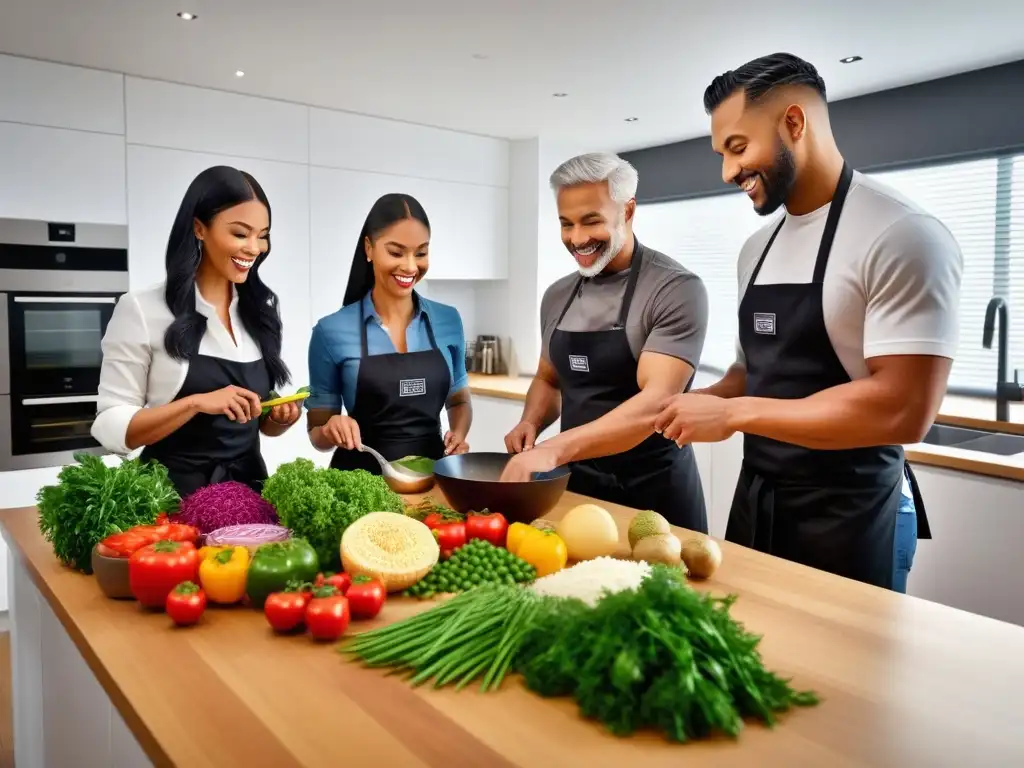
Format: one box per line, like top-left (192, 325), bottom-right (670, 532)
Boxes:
top-left (22, 395), bottom-right (99, 406)
top-left (13, 296), bottom-right (117, 304)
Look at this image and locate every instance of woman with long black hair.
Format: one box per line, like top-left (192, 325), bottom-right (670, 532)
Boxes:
top-left (92, 165), bottom-right (301, 496)
top-left (306, 193), bottom-right (472, 470)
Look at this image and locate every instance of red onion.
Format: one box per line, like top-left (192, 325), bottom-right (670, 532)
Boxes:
top-left (171, 481), bottom-right (278, 534)
top-left (204, 523), bottom-right (291, 554)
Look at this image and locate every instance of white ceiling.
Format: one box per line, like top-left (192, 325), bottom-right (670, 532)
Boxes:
top-left (1, 0), bottom-right (1023, 151)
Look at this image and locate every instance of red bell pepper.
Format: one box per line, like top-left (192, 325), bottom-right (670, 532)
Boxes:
top-left (465, 510), bottom-right (509, 547)
top-left (129, 540), bottom-right (199, 609)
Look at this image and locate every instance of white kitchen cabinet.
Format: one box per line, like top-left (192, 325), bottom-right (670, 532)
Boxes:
top-left (427, 181), bottom-right (509, 280)
top-left (0, 54), bottom-right (124, 134)
top-left (310, 107), bottom-right (509, 187)
top-left (309, 166), bottom-right (411, 323)
top-left (309, 168), bottom-right (508, 314)
top-left (125, 77), bottom-right (308, 165)
top-left (468, 395), bottom-right (558, 453)
top-left (125, 145), bottom-right (311, 388)
top-left (0, 122), bottom-right (126, 224)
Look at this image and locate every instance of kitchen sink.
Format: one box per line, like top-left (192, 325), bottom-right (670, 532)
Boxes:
top-left (921, 424), bottom-right (1024, 456)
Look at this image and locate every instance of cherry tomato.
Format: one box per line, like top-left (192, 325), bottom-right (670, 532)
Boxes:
top-left (346, 576), bottom-right (386, 620)
top-left (315, 572), bottom-right (352, 595)
top-left (305, 586), bottom-right (350, 641)
top-left (465, 511), bottom-right (509, 548)
top-left (264, 591), bottom-right (309, 632)
top-left (165, 581), bottom-right (206, 626)
top-left (432, 522), bottom-right (466, 558)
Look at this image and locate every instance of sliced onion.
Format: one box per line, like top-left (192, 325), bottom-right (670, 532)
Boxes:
top-left (204, 523), bottom-right (291, 554)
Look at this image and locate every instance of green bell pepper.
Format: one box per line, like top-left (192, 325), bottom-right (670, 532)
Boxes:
top-left (245, 538), bottom-right (319, 608)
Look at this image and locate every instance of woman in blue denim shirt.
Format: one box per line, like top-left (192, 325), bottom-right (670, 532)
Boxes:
top-left (305, 194), bottom-right (472, 472)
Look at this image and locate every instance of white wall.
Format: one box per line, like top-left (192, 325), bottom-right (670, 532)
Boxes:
top-left (0, 53), bottom-right (514, 612)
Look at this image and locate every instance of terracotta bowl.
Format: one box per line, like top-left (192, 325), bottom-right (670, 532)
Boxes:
top-left (91, 545), bottom-right (133, 599)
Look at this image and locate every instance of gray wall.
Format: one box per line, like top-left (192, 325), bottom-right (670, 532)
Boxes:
top-left (622, 59), bottom-right (1024, 204)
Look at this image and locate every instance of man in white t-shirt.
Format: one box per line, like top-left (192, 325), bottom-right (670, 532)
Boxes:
top-left (654, 53), bottom-right (963, 593)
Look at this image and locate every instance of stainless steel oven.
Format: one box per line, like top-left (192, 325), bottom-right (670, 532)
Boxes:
top-left (0, 218), bottom-right (128, 470)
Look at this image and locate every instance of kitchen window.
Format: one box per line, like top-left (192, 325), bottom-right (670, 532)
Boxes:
top-left (638, 152), bottom-right (1024, 396)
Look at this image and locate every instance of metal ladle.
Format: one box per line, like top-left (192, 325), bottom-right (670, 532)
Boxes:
top-left (358, 444), bottom-right (435, 495)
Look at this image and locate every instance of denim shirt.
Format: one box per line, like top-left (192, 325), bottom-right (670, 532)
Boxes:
top-left (306, 291), bottom-right (468, 413)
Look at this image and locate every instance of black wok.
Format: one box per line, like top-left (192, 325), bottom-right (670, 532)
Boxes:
top-left (433, 452), bottom-right (571, 524)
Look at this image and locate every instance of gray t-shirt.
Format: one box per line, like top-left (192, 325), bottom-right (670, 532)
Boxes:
top-left (540, 239), bottom-right (708, 376)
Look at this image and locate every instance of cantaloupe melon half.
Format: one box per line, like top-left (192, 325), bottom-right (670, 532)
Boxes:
top-left (340, 512), bottom-right (440, 592)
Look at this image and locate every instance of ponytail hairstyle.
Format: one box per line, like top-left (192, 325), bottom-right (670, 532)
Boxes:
top-left (162, 165), bottom-right (291, 389)
top-left (342, 193), bottom-right (430, 307)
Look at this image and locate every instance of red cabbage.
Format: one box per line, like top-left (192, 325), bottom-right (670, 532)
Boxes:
top-left (171, 481), bottom-right (279, 534)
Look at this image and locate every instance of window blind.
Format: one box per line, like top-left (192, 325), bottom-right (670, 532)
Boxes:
top-left (638, 153), bottom-right (1024, 393)
top-left (638, 192), bottom-right (762, 372)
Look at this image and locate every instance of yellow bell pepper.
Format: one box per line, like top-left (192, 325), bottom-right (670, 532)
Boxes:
top-left (516, 530), bottom-right (568, 578)
top-left (198, 545), bottom-right (250, 604)
top-left (505, 522), bottom-right (536, 556)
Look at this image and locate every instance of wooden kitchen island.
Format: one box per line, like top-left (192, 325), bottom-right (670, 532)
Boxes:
top-left (3, 493), bottom-right (1024, 768)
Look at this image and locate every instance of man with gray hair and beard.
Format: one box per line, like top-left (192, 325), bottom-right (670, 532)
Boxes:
top-left (500, 152), bottom-right (709, 533)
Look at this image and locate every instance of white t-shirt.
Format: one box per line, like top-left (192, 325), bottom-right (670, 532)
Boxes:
top-left (736, 171), bottom-right (963, 376)
top-left (92, 283), bottom-right (263, 455)
top-left (735, 172), bottom-right (963, 498)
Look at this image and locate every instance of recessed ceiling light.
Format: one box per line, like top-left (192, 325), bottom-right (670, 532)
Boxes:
top-left (840, 55), bottom-right (863, 64)
top-left (176, 11), bottom-right (197, 21)
top-left (235, 70), bottom-right (245, 78)
top-left (552, 92), bottom-right (568, 98)
top-left (624, 117), bottom-right (639, 122)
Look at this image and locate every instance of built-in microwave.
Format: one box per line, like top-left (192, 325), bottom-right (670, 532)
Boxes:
top-left (0, 218), bottom-right (128, 471)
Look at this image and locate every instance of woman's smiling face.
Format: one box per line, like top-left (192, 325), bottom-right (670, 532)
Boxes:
top-left (194, 199), bottom-right (270, 284)
top-left (365, 217), bottom-right (430, 299)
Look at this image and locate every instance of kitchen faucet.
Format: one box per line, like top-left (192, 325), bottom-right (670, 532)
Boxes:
top-left (982, 296), bottom-right (1023, 422)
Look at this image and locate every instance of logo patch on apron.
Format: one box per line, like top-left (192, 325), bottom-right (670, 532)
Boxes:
top-left (399, 378), bottom-right (427, 397)
top-left (568, 354), bottom-right (590, 373)
top-left (753, 313), bottom-right (776, 335)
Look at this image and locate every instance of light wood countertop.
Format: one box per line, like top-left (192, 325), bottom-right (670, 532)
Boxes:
top-left (4, 494), bottom-right (1024, 767)
top-left (469, 374), bottom-right (1024, 483)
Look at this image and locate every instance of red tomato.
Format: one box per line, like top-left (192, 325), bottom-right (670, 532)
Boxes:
top-left (98, 531), bottom-right (150, 557)
top-left (166, 581), bottom-right (206, 626)
top-left (465, 511), bottom-right (509, 547)
top-left (432, 522), bottom-right (466, 557)
top-left (346, 576), bottom-right (386, 620)
top-left (100, 523), bottom-right (198, 558)
top-left (264, 591), bottom-right (309, 632)
top-left (305, 587), bottom-right (350, 641)
top-left (129, 540), bottom-right (199, 609)
top-left (315, 572), bottom-right (351, 594)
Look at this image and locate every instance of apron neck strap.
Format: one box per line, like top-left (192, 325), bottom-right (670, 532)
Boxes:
top-left (745, 161), bottom-right (854, 288)
top-left (811, 162), bottom-right (853, 283)
top-left (359, 292), bottom-right (439, 357)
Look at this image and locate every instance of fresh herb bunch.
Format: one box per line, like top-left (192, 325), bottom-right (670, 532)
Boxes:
top-left (403, 539), bottom-right (536, 598)
top-left (37, 452), bottom-right (180, 573)
top-left (343, 584), bottom-right (539, 692)
top-left (261, 459), bottom-right (404, 570)
top-left (517, 565), bottom-right (819, 742)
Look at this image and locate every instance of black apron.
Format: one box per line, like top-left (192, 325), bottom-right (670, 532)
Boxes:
top-left (141, 354), bottom-right (271, 499)
top-left (550, 241), bottom-right (708, 532)
top-left (726, 162), bottom-right (931, 589)
top-left (330, 296), bottom-right (450, 473)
